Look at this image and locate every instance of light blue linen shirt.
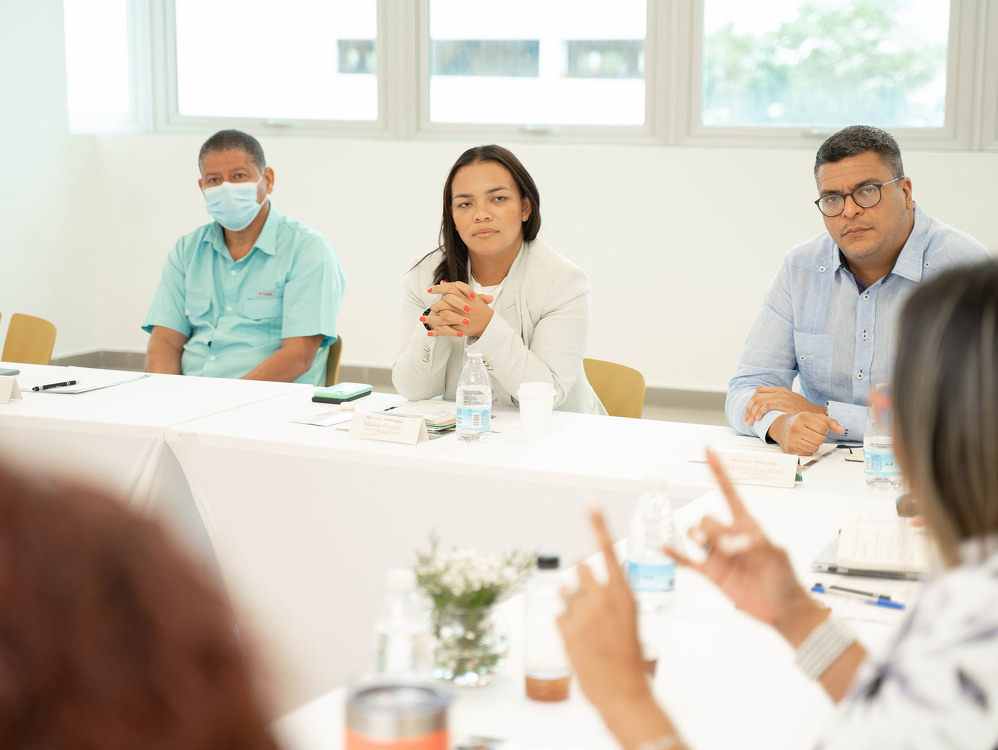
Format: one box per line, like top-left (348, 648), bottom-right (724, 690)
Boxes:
top-left (143, 205), bottom-right (345, 385)
top-left (726, 205), bottom-right (989, 442)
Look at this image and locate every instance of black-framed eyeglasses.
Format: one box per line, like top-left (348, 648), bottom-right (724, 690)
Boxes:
top-left (814, 176), bottom-right (903, 218)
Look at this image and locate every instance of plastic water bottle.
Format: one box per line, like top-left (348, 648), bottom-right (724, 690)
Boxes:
top-left (372, 568), bottom-right (433, 676)
top-left (625, 474), bottom-right (677, 613)
top-left (456, 348), bottom-right (491, 443)
top-left (523, 553), bottom-right (571, 702)
top-left (864, 383), bottom-right (902, 490)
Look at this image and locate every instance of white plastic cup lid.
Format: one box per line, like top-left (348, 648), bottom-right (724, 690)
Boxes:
top-left (517, 382), bottom-right (555, 397)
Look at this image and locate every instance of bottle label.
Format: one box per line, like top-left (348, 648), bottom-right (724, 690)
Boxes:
top-left (864, 448), bottom-right (899, 477)
top-left (457, 406), bottom-right (490, 432)
top-left (625, 559), bottom-right (676, 593)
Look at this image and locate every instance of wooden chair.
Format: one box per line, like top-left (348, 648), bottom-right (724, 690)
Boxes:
top-left (2, 313), bottom-right (57, 365)
top-left (324, 335), bottom-right (343, 387)
top-left (583, 358), bottom-right (646, 419)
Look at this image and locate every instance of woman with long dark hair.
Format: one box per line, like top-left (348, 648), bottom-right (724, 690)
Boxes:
top-left (559, 263), bottom-right (998, 748)
top-left (392, 145), bottom-right (605, 414)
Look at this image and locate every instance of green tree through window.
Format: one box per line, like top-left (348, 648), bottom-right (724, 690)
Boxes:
top-left (703, 0), bottom-right (947, 127)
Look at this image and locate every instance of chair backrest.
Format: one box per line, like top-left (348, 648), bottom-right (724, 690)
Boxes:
top-left (2, 313), bottom-right (57, 365)
top-left (324, 335), bottom-right (343, 387)
top-left (583, 358), bottom-right (646, 419)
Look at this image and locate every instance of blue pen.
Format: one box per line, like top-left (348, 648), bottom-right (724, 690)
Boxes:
top-left (811, 583), bottom-right (905, 610)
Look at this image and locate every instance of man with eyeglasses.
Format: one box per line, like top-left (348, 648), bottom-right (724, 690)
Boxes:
top-left (726, 125), bottom-right (988, 455)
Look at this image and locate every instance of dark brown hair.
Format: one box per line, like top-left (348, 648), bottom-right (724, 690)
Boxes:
top-left (894, 262), bottom-right (998, 565)
top-left (430, 145), bottom-right (542, 285)
top-left (0, 461), bottom-right (279, 750)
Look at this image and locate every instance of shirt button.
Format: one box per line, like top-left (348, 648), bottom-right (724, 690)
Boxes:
top-left (226, 306), bottom-right (232, 312)
top-left (861, 333), bottom-right (868, 340)
top-left (800, 355), bottom-right (806, 361)
top-left (184, 309), bottom-right (190, 315)
top-left (210, 356), bottom-right (216, 361)
top-left (230, 270), bottom-right (237, 276)
top-left (863, 293), bottom-right (870, 300)
top-left (818, 266), bottom-right (825, 273)
top-left (924, 261), bottom-right (931, 268)
top-left (857, 372), bottom-right (864, 380)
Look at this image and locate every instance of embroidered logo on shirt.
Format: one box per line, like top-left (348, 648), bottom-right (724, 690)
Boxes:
top-left (255, 291), bottom-right (277, 298)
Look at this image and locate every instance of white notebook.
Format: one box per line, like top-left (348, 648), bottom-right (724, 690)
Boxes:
top-left (812, 512), bottom-right (928, 580)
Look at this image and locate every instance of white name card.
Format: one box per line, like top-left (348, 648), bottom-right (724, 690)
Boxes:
top-left (349, 411), bottom-right (428, 445)
top-left (713, 449), bottom-right (800, 488)
top-left (0, 376), bottom-right (23, 404)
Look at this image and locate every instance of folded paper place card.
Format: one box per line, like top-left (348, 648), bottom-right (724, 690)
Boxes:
top-left (712, 449), bottom-right (800, 488)
top-left (0, 376), bottom-right (23, 404)
top-left (349, 411), bottom-right (428, 445)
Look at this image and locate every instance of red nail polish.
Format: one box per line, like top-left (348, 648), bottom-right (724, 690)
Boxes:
top-left (470, 292), bottom-right (476, 299)
top-left (419, 316), bottom-right (426, 322)
top-left (427, 331), bottom-right (434, 337)
top-left (463, 319), bottom-right (470, 325)
top-left (457, 332), bottom-right (464, 337)
top-left (464, 305), bottom-right (471, 312)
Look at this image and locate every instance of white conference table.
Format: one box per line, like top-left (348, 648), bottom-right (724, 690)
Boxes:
top-left (0, 361), bottom-right (310, 561)
top-left (163, 390), bottom-right (890, 712)
top-left (274, 482), bottom-right (915, 750)
top-left (164, 391), bottom-right (731, 709)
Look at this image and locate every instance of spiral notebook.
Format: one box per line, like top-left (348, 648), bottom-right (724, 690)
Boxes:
top-left (811, 512), bottom-right (928, 580)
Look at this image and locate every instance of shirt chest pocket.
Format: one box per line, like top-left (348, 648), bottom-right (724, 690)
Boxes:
top-left (792, 330), bottom-right (834, 395)
top-left (243, 295), bottom-right (283, 321)
top-left (184, 294), bottom-right (213, 325)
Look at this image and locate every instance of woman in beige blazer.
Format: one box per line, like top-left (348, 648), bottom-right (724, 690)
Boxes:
top-left (392, 145), bottom-right (605, 415)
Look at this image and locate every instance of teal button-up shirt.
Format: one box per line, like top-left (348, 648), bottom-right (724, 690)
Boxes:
top-left (143, 206), bottom-right (345, 385)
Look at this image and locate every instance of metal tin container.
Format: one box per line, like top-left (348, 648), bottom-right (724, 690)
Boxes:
top-left (345, 680), bottom-right (450, 750)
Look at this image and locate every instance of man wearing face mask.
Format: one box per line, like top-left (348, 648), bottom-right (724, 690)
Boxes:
top-left (142, 130), bottom-right (345, 384)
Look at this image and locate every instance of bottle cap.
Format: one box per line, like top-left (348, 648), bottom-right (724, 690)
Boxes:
top-left (385, 567), bottom-right (417, 591)
top-left (537, 553), bottom-right (559, 570)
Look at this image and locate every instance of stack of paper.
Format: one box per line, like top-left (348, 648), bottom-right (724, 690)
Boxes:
top-left (390, 400), bottom-right (457, 434)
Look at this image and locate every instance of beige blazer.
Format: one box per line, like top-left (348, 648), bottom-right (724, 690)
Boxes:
top-left (392, 239), bottom-right (606, 415)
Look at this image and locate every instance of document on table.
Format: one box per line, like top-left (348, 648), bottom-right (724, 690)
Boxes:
top-left (698, 434), bottom-right (838, 463)
top-left (289, 392), bottom-right (408, 428)
top-left (24, 367), bottom-right (149, 393)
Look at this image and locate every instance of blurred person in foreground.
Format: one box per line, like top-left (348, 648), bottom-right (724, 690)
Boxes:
top-left (560, 263), bottom-right (998, 749)
top-left (0, 461), bottom-right (278, 750)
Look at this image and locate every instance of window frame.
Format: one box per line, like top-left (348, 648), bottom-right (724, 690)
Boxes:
top-left (408, 0), bottom-right (667, 145)
top-left (72, 0), bottom-right (997, 151)
top-left (152, 0), bottom-right (398, 139)
top-left (673, 0), bottom-right (982, 151)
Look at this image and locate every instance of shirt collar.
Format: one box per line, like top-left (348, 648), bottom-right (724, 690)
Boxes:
top-left (205, 203), bottom-right (280, 258)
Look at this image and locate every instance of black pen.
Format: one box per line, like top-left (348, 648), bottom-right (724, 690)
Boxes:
top-left (32, 380), bottom-right (77, 391)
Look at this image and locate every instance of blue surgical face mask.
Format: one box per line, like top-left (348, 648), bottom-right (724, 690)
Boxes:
top-left (203, 176), bottom-right (266, 231)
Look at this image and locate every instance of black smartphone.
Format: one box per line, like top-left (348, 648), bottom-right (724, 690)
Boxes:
top-left (312, 382), bottom-right (373, 404)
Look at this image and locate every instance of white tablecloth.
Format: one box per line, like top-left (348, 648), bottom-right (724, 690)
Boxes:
top-left (0, 361), bottom-right (310, 561)
top-left (273, 483), bottom-right (910, 750)
top-left (164, 391), bottom-right (731, 709)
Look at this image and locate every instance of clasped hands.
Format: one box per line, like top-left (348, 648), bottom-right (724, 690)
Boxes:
top-left (420, 281), bottom-right (494, 339)
top-left (743, 386), bottom-right (844, 455)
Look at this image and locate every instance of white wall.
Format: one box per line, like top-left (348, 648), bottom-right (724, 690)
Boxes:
top-left (3, 1), bottom-right (996, 391)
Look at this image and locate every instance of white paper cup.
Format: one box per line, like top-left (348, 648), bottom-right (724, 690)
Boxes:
top-left (517, 382), bottom-right (556, 440)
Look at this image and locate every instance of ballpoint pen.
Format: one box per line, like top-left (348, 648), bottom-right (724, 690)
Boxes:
top-left (31, 380), bottom-right (78, 391)
top-left (811, 583), bottom-right (905, 610)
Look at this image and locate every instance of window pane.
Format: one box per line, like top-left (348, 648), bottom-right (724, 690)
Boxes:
top-left (64, 0), bottom-right (134, 131)
top-left (702, 0), bottom-right (950, 128)
top-left (174, 0), bottom-right (377, 121)
top-left (428, 0), bottom-right (646, 126)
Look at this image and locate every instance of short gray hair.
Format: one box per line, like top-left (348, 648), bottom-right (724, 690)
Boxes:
top-left (198, 129), bottom-right (267, 174)
top-left (894, 262), bottom-right (998, 565)
top-left (813, 125), bottom-right (904, 180)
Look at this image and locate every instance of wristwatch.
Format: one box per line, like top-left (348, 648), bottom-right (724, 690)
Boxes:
top-left (422, 307), bottom-right (432, 332)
